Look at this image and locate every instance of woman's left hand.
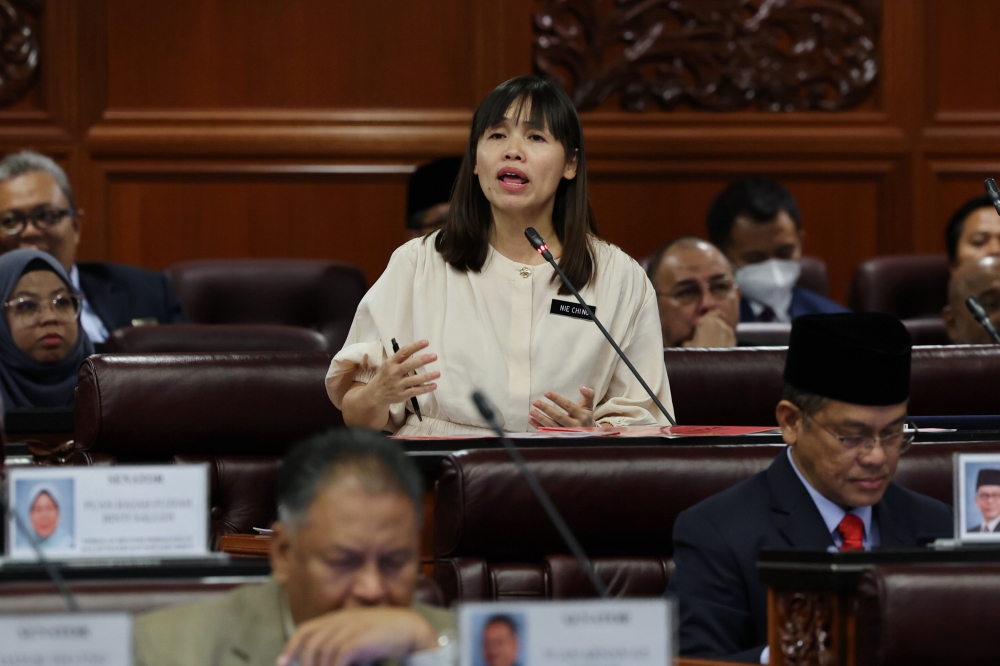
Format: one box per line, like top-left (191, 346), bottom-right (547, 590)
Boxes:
top-left (529, 386), bottom-right (595, 428)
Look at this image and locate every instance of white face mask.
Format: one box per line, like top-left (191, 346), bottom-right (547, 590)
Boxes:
top-left (734, 259), bottom-right (801, 321)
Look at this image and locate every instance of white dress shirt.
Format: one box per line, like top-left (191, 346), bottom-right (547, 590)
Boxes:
top-left (327, 235), bottom-right (674, 436)
top-left (70, 264), bottom-right (109, 343)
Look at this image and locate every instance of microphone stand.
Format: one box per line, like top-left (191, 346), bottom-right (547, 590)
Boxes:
top-left (523, 227), bottom-right (676, 426)
top-left (966, 296), bottom-right (1000, 345)
top-left (472, 391), bottom-right (609, 598)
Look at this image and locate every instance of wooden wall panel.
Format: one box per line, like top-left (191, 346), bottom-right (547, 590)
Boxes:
top-left (104, 0), bottom-right (478, 110)
top-left (104, 168), bottom-right (414, 282)
top-left (0, 0), bottom-right (997, 314)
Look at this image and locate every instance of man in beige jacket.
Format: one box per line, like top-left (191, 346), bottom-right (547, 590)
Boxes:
top-left (135, 429), bottom-right (454, 666)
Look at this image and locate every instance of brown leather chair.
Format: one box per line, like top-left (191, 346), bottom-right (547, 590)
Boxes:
top-left (664, 345), bottom-right (1000, 425)
top-left (434, 441), bottom-right (1000, 604)
top-left (165, 259), bottom-right (366, 351)
top-left (105, 323), bottom-right (330, 353)
top-left (848, 255), bottom-right (950, 319)
top-left (855, 564), bottom-right (1000, 666)
top-left (798, 255), bottom-right (831, 297)
top-left (75, 352), bottom-right (342, 461)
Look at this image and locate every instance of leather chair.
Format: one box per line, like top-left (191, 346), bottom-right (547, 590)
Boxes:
top-left (105, 323), bottom-right (330, 353)
top-left (902, 319), bottom-right (951, 346)
top-left (848, 255), bottom-right (950, 319)
top-left (75, 352), bottom-right (342, 461)
top-left (165, 259), bottom-right (366, 352)
top-left (855, 564), bottom-right (1000, 666)
top-left (434, 441), bottom-right (1000, 604)
top-left (664, 345), bottom-right (1000, 425)
top-left (798, 256), bottom-right (831, 297)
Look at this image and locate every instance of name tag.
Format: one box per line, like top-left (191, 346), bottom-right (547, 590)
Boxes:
top-left (0, 613), bottom-right (132, 666)
top-left (550, 299), bottom-right (596, 321)
top-left (459, 599), bottom-right (672, 666)
top-left (5, 464), bottom-right (210, 561)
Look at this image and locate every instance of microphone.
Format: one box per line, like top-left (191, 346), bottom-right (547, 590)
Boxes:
top-left (1, 496), bottom-right (79, 611)
top-left (523, 227), bottom-right (676, 426)
top-left (986, 178), bottom-right (1000, 216)
top-left (966, 295), bottom-right (1000, 344)
top-left (472, 391), bottom-right (609, 598)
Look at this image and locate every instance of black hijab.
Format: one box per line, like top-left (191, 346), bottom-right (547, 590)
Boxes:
top-left (0, 249), bottom-right (94, 409)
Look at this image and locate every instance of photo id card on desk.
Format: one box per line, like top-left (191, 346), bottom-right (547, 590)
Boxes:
top-left (0, 612), bottom-right (132, 666)
top-left (5, 464), bottom-right (209, 561)
top-left (458, 599), bottom-right (673, 666)
top-left (955, 453), bottom-right (1000, 542)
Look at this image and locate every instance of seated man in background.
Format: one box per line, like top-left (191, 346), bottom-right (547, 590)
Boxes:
top-left (668, 313), bottom-right (951, 663)
top-left (136, 428), bottom-right (453, 666)
top-left (647, 236), bottom-right (740, 347)
top-left (945, 194), bottom-right (1000, 266)
top-left (706, 177), bottom-right (847, 323)
top-left (0, 151), bottom-right (186, 345)
top-left (942, 256), bottom-right (1000, 344)
top-left (406, 157), bottom-right (461, 239)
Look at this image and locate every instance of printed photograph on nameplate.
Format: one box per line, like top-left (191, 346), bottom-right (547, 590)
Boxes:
top-left (0, 613), bottom-right (132, 666)
top-left (459, 599), bottom-right (672, 666)
top-left (6, 465), bottom-right (210, 561)
top-left (955, 453), bottom-right (1000, 542)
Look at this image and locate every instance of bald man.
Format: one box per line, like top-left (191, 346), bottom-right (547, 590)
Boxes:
top-left (647, 237), bottom-right (741, 348)
top-left (942, 256), bottom-right (1000, 344)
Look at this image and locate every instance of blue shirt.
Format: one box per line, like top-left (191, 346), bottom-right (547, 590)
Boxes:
top-left (786, 447), bottom-right (880, 551)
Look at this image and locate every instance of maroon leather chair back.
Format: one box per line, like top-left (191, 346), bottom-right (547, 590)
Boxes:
top-left (848, 255), bottom-right (950, 319)
top-left (106, 324), bottom-right (330, 354)
top-left (434, 441), bottom-right (1000, 603)
top-left (798, 255), bottom-right (830, 297)
top-left (164, 259), bottom-right (366, 351)
top-left (856, 564), bottom-right (1000, 666)
top-left (664, 345), bottom-right (1000, 425)
top-left (75, 352), bottom-right (342, 460)
top-left (174, 455), bottom-right (281, 550)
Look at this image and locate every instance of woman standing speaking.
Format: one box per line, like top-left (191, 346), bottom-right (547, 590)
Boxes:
top-left (327, 76), bottom-right (673, 436)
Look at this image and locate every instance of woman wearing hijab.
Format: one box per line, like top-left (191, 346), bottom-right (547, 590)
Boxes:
top-left (327, 76), bottom-right (673, 436)
top-left (22, 482), bottom-right (74, 549)
top-left (0, 248), bottom-right (93, 410)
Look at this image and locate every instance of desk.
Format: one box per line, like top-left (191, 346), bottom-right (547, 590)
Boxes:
top-left (759, 548), bottom-right (1000, 666)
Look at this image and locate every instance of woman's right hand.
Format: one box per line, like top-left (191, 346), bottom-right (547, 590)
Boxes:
top-left (365, 339), bottom-right (440, 408)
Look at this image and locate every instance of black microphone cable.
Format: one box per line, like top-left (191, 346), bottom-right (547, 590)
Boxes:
top-left (523, 227), bottom-right (676, 426)
top-left (1, 493), bottom-right (79, 611)
top-left (965, 295), bottom-right (1000, 344)
top-left (472, 391), bottom-right (609, 598)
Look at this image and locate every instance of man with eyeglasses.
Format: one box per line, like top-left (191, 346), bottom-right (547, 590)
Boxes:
top-left (942, 256), bottom-right (1000, 344)
top-left (646, 236), bottom-right (741, 348)
top-left (0, 151), bottom-right (186, 345)
top-left (970, 469), bottom-right (1000, 533)
top-left (668, 312), bottom-right (952, 663)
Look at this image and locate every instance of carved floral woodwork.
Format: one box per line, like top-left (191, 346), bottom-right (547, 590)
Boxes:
top-left (0, 0), bottom-right (39, 106)
top-left (533, 0), bottom-right (881, 112)
top-left (775, 591), bottom-right (835, 666)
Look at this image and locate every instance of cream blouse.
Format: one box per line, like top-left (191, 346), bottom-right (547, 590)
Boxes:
top-left (326, 234), bottom-right (674, 436)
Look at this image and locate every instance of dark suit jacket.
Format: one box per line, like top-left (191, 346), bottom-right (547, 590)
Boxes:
top-left (666, 451), bottom-right (953, 663)
top-left (77, 262), bottom-right (187, 333)
top-left (739, 286), bottom-right (848, 323)
top-left (967, 521), bottom-right (1000, 533)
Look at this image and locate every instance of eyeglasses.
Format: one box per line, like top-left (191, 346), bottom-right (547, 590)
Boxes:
top-left (658, 278), bottom-right (736, 306)
top-left (976, 491), bottom-right (1000, 502)
top-left (807, 415), bottom-right (917, 455)
top-left (0, 207), bottom-right (73, 236)
top-left (4, 294), bottom-right (83, 325)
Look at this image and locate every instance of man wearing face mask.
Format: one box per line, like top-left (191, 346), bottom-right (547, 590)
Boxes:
top-left (706, 178), bottom-right (848, 323)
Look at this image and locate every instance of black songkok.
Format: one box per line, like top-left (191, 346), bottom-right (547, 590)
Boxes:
top-left (977, 469), bottom-right (1000, 489)
top-left (406, 157), bottom-right (462, 227)
top-left (784, 313), bottom-right (911, 406)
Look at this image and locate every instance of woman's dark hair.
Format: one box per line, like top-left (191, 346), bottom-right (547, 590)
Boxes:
top-left (434, 75), bottom-right (598, 294)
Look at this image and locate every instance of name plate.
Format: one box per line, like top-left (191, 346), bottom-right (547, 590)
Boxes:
top-left (6, 464), bottom-right (209, 560)
top-left (458, 599), bottom-right (672, 666)
top-left (0, 612), bottom-right (132, 666)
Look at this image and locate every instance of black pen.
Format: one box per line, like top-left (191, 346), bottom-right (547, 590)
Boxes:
top-left (391, 338), bottom-right (423, 422)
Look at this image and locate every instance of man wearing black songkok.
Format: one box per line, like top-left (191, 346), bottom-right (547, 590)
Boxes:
top-left (668, 313), bottom-right (952, 663)
top-left (969, 469), bottom-right (1000, 533)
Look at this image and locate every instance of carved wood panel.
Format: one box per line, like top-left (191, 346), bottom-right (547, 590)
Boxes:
top-left (0, 0), bottom-right (40, 107)
top-left (534, 0), bottom-right (881, 112)
top-left (775, 590), bottom-right (837, 666)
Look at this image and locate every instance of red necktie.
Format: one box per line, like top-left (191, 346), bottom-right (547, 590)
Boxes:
top-left (837, 514), bottom-right (865, 551)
